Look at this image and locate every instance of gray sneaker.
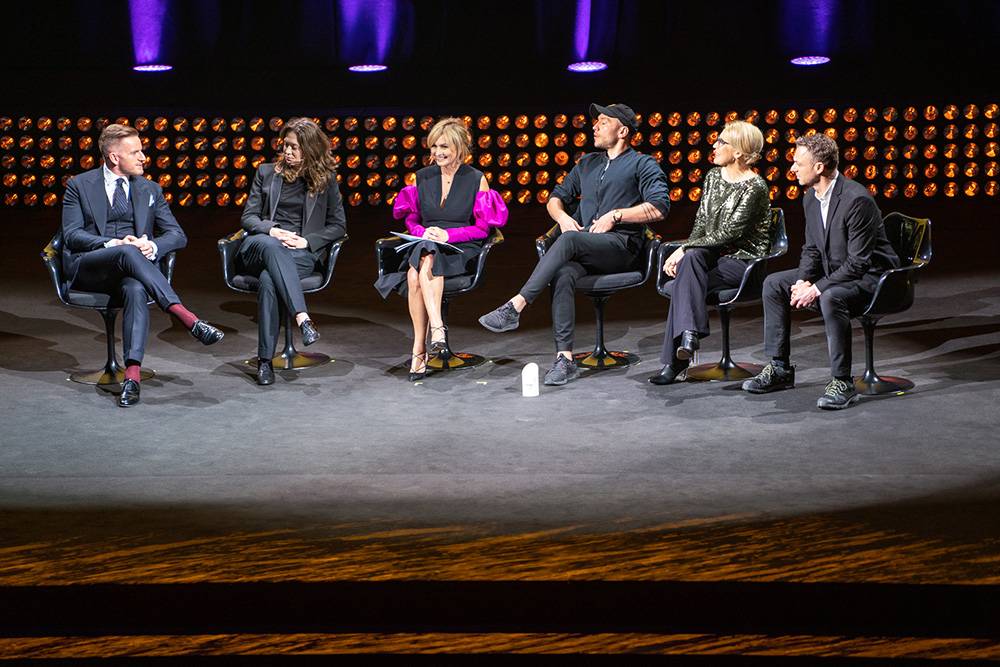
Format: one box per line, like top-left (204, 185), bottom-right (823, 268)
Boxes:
top-left (479, 301), bottom-right (520, 333)
top-left (742, 362), bottom-right (795, 394)
top-left (816, 378), bottom-right (860, 410)
top-left (543, 355), bottom-right (580, 386)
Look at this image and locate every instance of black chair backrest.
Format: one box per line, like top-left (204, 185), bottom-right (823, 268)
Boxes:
top-left (768, 208), bottom-right (789, 258)
top-left (41, 233), bottom-right (67, 303)
top-left (882, 212), bottom-right (932, 268)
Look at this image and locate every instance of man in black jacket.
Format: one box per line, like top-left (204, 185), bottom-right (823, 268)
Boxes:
top-left (742, 134), bottom-right (899, 409)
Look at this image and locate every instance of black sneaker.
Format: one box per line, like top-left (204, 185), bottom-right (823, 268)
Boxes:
top-left (479, 301), bottom-right (520, 333)
top-left (816, 378), bottom-right (859, 410)
top-left (742, 363), bottom-right (795, 394)
top-left (543, 355), bottom-right (580, 386)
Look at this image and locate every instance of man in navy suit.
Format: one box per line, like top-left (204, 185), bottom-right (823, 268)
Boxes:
top-left (742, 134), bottom-right (899, 409)
top-left (61, 123), bottom-right (224, 407)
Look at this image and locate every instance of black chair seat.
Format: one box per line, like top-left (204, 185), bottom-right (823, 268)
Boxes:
top-left (41, 233), bottom-right (176, 385)
top-left (217, 230), bottom-right (347, 371)
top-left (853, 212), bottom-right (932, 395)
top-left (65, 290), bottom-right (115, 309)
top-left (443, 275), bottom-right (475, 292)
top-left (375, 228), bottom-right (504, 373)
top-left (578, 270), bottom-right (645, 292)
top-left (656, 208), bottom-right (788, 382)
top-left (231, 272), bottom-right (325, 293)
top-left (659, 282), bottom-right (742, 305)
top-left (535, 225), bottom-right (662, 369)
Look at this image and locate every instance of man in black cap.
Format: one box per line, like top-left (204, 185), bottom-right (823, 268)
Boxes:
top-left (479, 103), bottom-right (670, 385)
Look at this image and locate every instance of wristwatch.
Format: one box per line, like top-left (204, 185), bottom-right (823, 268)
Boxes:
top-left (612, 209), bottom-right (622, 224)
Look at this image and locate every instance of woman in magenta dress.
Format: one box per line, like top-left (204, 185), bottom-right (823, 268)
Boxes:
top-left (375, 117), bottom-right (508, 380)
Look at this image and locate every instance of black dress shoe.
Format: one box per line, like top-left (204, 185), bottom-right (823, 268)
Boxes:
top-left (190, 320), bottom-right (224, 345)
top-left (256, 358), bottom-right (275, 386)
top-left (675, 330), bottom-right (700, 361)
top-left (299, 319), bottom-right (320, 346)
top-left (118, 379), bottom-right (141, 407)
top-left (648, 364), bottom-right (686, 385)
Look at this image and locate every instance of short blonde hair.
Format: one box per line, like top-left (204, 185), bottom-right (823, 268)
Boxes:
top-left (99, 123), bottom-right (139, 159)
top-left (721, 120), bottom-right (764, 166)
top-left (427, 117), bottom-right (472, 163)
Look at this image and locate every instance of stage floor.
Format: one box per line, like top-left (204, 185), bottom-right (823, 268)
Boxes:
top-left (1, 206), bottom-right (999, 661)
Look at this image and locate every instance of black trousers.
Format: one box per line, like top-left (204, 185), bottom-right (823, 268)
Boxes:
top-left (658, 247), bottom-right (754, 365)
top-left (762, 268), bottom-right (872, 378)
top-left (71, 244), bottom-right (180, 365)
top-left (237, 234), bottom-right (317, 359)
top-left (520, 231), bottom-right (637, 351)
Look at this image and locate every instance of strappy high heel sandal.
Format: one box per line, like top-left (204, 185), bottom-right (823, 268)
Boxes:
top-left (408, 352), bottom-right (428, 382)
top-left (428, 325), bottom-right (448, 356)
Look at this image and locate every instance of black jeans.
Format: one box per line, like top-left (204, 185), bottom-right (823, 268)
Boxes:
top-left (237, 234), bottom-right (317, 359)
top-left (520, 231), bottom-right (637, 351)
top-left (762, 268), bottom-right (872, 378)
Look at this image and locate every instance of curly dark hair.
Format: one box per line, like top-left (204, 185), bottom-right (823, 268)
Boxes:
top-left (276, 118), bottom-right (338, 193)
top-left (795, 134), bottom-right (839, 174)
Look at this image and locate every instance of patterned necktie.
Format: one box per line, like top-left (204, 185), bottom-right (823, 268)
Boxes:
top-left (110, 178), bottom-right (129, 219)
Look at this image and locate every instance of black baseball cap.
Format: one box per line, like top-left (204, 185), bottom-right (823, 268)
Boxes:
top-left (589, 102), bottom-right (638, 131)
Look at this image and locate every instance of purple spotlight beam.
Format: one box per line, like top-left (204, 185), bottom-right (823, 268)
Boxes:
top-left (129, 0), bottom-right (170, 68)
top-left (568, 61), bottom-right (607, 73)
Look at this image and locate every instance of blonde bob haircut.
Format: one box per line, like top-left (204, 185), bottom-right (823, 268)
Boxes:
top-left (427, 117), bottom-right (472, 163)
top-left (721, 120), bottom-right (764, 166)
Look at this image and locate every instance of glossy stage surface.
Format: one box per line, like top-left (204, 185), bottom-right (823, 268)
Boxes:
top-left (1, 203), bottom-right (999, 663)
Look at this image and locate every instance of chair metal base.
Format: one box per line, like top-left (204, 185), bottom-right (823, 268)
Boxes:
top-left (69, 309), bottom-right (156, 385)
top-left (685, 360), bottom-right (763, 382)
top-left (574, 349), bottom-right (638, 369)
top-left (245, 351), bottom-right (331, 371)
top-left (70, 366), bottom-right (155, 386)
top-left (855, 373), bottom-right (914, 396)
top-left (428, 351), bottom-right (487, 371)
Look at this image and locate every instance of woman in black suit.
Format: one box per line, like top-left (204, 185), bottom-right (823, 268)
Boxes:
top-left (238, 118), bottom-right (347, 385)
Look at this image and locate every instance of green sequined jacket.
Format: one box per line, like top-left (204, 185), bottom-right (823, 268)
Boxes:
top-left (682, 167), bottom-right (771, 259)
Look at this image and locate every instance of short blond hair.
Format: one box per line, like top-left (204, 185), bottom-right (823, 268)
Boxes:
top-left (721, 120), bottom-right (764, 166)
top-left (99, 123), bottom-right (139, 159)
top-left (427, 117), bottom-right (472, 163)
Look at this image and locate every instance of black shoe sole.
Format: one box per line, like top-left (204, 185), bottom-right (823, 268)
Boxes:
top-left (817, 394), bottom-right (860, 410)
top-left (742, 382), bottom-right (795, 394)
top-left (675, 346), bottom-right (696, 361)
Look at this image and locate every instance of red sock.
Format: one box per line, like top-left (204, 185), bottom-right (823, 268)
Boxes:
top-left (167, 304), bottom-right (199, 329)
top-left (124, 363), bottom-right (142, 383)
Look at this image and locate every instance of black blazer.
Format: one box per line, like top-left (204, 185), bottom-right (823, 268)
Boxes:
top-left (60, 168), bottom-right (187, 291)
top-left (796, 175), bottom-right (899, 292)
top-left (240, 163), bottom-right (347, 261)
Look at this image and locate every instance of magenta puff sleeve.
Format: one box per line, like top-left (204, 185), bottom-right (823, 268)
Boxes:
top-left (445, 190), bottom-right (509, 243)
top-left (392, 185), bottom-right (425, 237)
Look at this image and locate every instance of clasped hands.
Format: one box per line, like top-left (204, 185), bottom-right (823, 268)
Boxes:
top-left (421, 226), bottom-right (449, 242)
top-left (269, 226), bottom-right (309, 249)
top-left (790, 280), bottom-right (820, 308)
top-left (111, 234), bottom-right (156, 259)
top-left (558, 210), bottom-right (616, 234)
